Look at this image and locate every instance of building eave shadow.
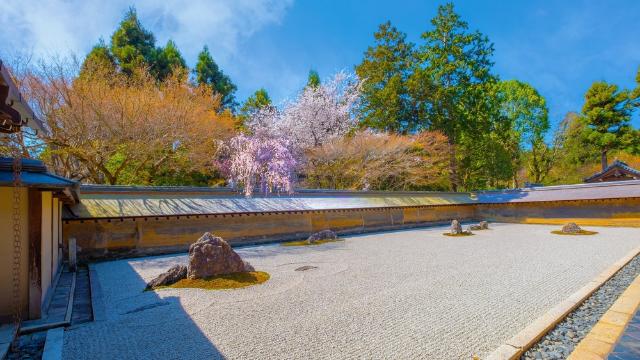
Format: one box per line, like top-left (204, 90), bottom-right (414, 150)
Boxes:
top-left (62, 258), bottom-right (226, 360)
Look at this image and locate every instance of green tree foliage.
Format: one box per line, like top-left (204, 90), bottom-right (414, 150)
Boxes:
top-left (496, 80), bottom-right (550, 184)
top-left (194, 46), bottom-right (237, 110)
top-left (546, 112), bottom-right (599, 184)
top-left (306, 70), bottom-right (321, 88)
top-left (581, 81), bottom-right (634, 170)
top-left (356, 21), bottom-right (417, 132)
top-left (80, 40), bottom-right (117, 78)
top-left (240, 88), bottom-right (272, 118)
top-left (411, 3), bottom-right (497, 190)
top-left (155, 40), bottom-right (187, 81)
top-left (110, 7), bottom-right (158, 77)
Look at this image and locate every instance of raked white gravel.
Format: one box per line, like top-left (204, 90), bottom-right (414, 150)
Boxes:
top-left (62, 223), bottom-right (640, 360)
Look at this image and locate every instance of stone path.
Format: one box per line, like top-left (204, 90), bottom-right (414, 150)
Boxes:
top-left (61, 224), bottom-right (640, 360)
top-left (607, 307), bottom-right (640, 359)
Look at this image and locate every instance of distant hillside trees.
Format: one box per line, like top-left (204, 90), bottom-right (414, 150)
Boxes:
top-left (80, 7), bottom-right (237, 112)
top-left (25, 60), bottom-right (235, 185)
top-left (356, 3), bottom-right (522, 190)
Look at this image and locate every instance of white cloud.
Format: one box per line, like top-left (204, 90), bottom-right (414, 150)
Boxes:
top-left (0, 0), bottom-right (293, 62)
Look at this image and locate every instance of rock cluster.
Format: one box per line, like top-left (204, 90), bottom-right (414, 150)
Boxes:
top-left (561, 222), bottom-right (582, 234)
top-left (146, 232), bottom-right (255, 289)
top-left (522, 254), bottom-right (640, 360)
top-left (188, 232), bottom-right (255, 279)
top-left (307, 229), bottom-right (338, 244)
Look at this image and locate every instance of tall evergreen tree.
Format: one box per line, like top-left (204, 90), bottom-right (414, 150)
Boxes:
top-left (240, 88), bottom-right (272, 117)
top-left (194, 46), bottom-right (237, 110)
top-left (155, 40), bottom-right (187, 80)
top-left (306, 70), bottom-right (321, 88)
top-left (356, 22), bottom-right (416, 133)
top-left (110, 7), bottom-right (158, 77)
top-left (582, 81), bottom-right (634, 170)
top-left (80, 40), bottom-right (117, 78)
top-left (412, 3), bottom-right (497, 190)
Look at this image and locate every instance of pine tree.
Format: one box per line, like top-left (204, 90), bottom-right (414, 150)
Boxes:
top-left (582, 81), bottom-right (634, 170)
top-left (110, 7), bottom-right (158, 77)
top-left (412, 3), bottom-right (497, 190)
top-left (240, 88), bottom-right (272, 117)
top-left (356, 21), bottom-right (416, 133)
top-left (155, 40), bottom-right (187, 80)
top-left (80, 40), bottom-right (117, 78)
top-left (306, 70), bottom-right (321, 88)
top-left (194, 46), bottom-right (237, 110)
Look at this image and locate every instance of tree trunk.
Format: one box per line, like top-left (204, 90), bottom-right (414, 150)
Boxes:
top-left (448, 139), bottom-right (459, 191)
top-left (601, 150), bottom-right (608, 171)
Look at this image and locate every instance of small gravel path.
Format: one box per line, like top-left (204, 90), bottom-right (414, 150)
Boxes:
top-left (61, 224), bottom-right (640, 360)
top-left (522, 254), bottom-right (640, 360)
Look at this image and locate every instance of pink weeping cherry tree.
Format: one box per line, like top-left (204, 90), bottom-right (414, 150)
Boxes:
top-left (221, 71), bottom-right (362, 196)
top-left (223, 134), bottom-right (297, 197)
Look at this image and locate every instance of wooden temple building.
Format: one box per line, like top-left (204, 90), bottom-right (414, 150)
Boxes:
top-left (0, 58), bottom-right (78, 354)
top-left (584, 160), bottom-right (640, 183)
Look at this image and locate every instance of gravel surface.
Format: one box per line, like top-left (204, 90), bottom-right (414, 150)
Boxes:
top-left (522, 254), bottom-right (640, 360)
top-left (61, 224), bottom-right (640, 360)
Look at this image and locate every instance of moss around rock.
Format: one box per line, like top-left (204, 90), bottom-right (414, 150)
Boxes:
top-left (553, 222), bottom-right (598, 235)
top-left (165, 271), bottom-right (270, 290)
top-left (443, 232), bottom-right (474, 237)
top-left (551, 230), bottom-right (598, 236)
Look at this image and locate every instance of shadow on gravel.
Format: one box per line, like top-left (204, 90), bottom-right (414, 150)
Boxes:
top-left (66, 260), bottom-right (227, 360)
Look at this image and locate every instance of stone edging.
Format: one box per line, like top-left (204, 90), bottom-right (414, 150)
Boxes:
top-left (567, 274), bottom-right (640, 359)
top-left (485, 246), bottom-right (640, 360)
top-left (88, 263), bottom-right (107, 322)
top-left (42, 327), bottom-right (64, 360)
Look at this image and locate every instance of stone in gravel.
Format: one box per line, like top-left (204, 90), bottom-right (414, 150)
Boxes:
top-left (307, 229), bottom-right (338, 244)
top-left (567, 330), bottom-right (575, 339)
top-left (450, 220), bottom-right (463, 234)
top-left (561, 222), bottom-right (582, 234)
top-left (145, 264), bottom-right (187, 290)
top-left (187, 232), bottom-right (255, 279)
top-left (295, 265), bottom-right (318, 271)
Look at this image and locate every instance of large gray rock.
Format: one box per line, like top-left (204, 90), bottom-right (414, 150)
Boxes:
top-left (307, 229), bottom-right (338, 244)
top-left (561, 222), bottom-right (582, 234)
top-left (450, 220), bottom-right (463, 234)
top-left (187, 233), bottom-right (254, 279)
top-left (146, 264), bottom-right (187, 290)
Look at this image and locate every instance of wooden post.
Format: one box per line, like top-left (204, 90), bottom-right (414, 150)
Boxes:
top-left (28, 189), bottom-right (42, 319)
top-left (68, 237), bottom-right (77, 272)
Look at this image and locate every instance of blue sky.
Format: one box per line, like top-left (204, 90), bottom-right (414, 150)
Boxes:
top-left (1, 0), bottom-right (639, 130)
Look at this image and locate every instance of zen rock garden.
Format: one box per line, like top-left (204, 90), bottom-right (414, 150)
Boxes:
top-left (147, 229), bottom-right (342, 290)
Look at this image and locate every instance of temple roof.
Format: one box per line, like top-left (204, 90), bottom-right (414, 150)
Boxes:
top-left (584, 160), bottom-right (640, 183)
top-left (0, 59), bottom-right (46, 134)
top-left (0, 158), bottom-right (79, 203)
